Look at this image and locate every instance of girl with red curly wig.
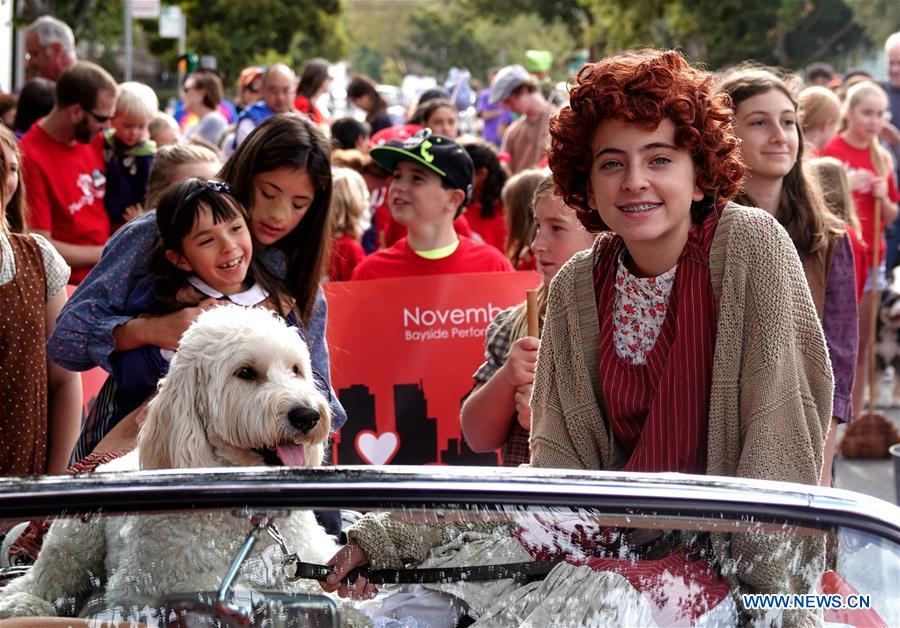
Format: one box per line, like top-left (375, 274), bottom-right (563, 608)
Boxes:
top-left (720, 66), bottom-right (857, 488)
top-left (531, 49), bottom-right (833, 622)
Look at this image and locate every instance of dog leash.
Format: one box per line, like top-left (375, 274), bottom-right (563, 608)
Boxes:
top-left (260, 520), bottom-right (563, 585)
top-left (268, 522), bottom-right (702, 586)
top-left (285, 556), bottom-right (565, 585)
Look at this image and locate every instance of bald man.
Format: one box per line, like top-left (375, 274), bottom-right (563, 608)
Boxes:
top-left (229, 64), bottom-right (296, 152)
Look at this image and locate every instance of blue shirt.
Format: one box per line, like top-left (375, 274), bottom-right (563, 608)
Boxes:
top-left (48, 211), bottom-right (347, 429)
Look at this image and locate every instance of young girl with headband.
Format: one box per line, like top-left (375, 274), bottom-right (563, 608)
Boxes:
top-left (109, 178), bottom-right (290, 421)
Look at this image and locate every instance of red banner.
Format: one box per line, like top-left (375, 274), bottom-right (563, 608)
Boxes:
top-left (325, 272), bottom-right (540, 466)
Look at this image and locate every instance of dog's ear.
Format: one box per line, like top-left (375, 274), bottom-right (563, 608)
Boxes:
top-left (138, 353), bottom-right (219, 469)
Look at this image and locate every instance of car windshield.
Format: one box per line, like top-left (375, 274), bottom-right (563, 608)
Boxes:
top-left (0, 472), bottom-right (897, 628)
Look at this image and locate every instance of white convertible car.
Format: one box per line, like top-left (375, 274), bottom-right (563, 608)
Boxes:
top-left (0, 466), bottom-right (896, 627)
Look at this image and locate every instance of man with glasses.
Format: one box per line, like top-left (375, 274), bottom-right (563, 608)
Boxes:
top-left (24, 15), bottom-right (77, 81)
top-left (19, 62), bottom-right (118, 283)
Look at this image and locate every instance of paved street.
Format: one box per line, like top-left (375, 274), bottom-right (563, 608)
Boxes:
top-left (833, 406), bottom-right (899, 506)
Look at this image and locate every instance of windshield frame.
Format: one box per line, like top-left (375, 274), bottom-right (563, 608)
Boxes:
top-left (1, 467), bottom-right (897, 545)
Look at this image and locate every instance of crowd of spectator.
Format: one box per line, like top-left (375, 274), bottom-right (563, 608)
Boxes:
top-left (1, 15), bottom-right (900, 521)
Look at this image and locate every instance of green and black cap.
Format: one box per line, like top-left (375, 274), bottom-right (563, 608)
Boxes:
top-left (370, 129), bottom-right (474, 203)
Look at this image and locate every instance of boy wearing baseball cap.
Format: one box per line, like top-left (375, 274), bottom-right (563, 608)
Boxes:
top-left (351, 130), bottom-right (513, 280)
top-left (488, 64), bottom-right (554, 174)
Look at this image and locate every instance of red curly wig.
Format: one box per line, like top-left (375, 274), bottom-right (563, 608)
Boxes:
top-left (549, 49), bottom-right (745, 231)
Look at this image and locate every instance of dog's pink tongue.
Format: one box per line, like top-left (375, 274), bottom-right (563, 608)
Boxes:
top-left (276, 444), bottom-right (306, 467)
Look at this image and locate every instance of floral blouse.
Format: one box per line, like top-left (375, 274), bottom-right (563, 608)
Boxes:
top-left (612, 252), bottom-right (677, 365)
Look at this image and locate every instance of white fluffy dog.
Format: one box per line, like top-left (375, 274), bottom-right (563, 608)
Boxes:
top-left (0, 306), bottom-right (339, 622)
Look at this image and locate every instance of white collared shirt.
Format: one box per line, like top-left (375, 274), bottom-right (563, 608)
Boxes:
top-left (159, 276), bottom-right (271, 362)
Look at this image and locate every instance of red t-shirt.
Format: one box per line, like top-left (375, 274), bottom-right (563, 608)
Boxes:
top-left (376, 202), bottom-right (474, 249)
top-left (822, 134), bottom-right (900, 266)
top-left (293, 94), bottom-right (324, 124)
top-left (372, 181), bottom-right (474, 249)
top-left (847, 227), bottom-right (867, 302)
top-left (328, 234), bottom-right (366, 282)
top-left (515, 251), bottom-right (537, 271)
top-left (351, 236), bottom-right (513, 280)
top-left (464, 200), bottom-right (508, 253)
top-left (20, 124), bottom-right (110, 283)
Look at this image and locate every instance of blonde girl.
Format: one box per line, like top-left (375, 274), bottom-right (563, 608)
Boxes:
top-left (145, 143), bottom-right (220, 210)
top-left (823, 81), bottom-right (900, 416)
top-left (798, 85), bottom-right (841, 155)
top-left (501, 168), bottom-right (546, 270)
top-left (328, 167), bottom-right (368, 281)
top-left (461, 175), bottom-right (595, 465)
top-left (811, 156), bottom-right (866, 300)
top-left (0, 125), bottom-right (81, 475)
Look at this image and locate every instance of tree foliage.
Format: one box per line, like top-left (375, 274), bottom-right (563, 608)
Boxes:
top-left (22, 0), bottom-right (346, 86)
top-left (846, 0), bottom-right (900, 50)
top-left (343, 0), bottom-right (417, 82)
top-left (146, 0), bottom-right (346, 85)
top-left (679, 0), bottom-right (865, 69)
top-left (20, 0), bottom-right (125, 77)
top-left (19, 0), bottom-right (94, 34)
top-left (396, 2), bottom-right (577, 82)
top-left (399, 4), bottom-right (492, 78)
top-left (462, 0), bottom-right (872, 71)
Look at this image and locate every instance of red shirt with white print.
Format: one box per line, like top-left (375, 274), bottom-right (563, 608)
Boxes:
top-left (20, 124), bottom-right (110, 283)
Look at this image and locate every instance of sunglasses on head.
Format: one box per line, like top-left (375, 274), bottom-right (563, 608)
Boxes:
top-left (184, 180), bottom-right (236, 205)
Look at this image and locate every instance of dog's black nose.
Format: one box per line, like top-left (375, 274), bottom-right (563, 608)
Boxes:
top-left (288, 406), bottom-right (320, 433)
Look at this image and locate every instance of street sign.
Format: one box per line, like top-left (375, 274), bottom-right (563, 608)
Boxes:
top-left (131, 0), bottom-right (160, 20)
top-left (159, 5), bottom-right (184, 39)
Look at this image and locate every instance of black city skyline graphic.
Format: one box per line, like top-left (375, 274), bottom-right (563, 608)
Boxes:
top-left (334, 383), bottom-right (499, 466)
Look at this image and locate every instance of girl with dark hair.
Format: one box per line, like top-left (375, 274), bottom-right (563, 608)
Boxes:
top-left (295, 58), bottom-right (331, 125)
top-left (346, 75), bottom-right (391, 134)
top-left (410, 98), bottom-right (459, 138)
top-left (326, 50), bottom-right (833, 626)
top-left (107, 178), bottom-right (289, 423)
top-left (183, 70), bottom-right (228, 146)
top-left (12, 78), bottom-right (54, 138)
top-left (462, 140), bottom-right (508, 251)
top-left (48, 114), bottom-right (346, 458)
top-left (720, 67), bottom-right (858, 486)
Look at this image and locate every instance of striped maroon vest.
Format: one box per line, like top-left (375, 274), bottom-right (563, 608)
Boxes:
top-left (593, 210), bottom-right (719, 473)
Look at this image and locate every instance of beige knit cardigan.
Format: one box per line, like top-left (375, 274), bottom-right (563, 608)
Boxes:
top-left (531, 201), bottom-right (833, 480)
